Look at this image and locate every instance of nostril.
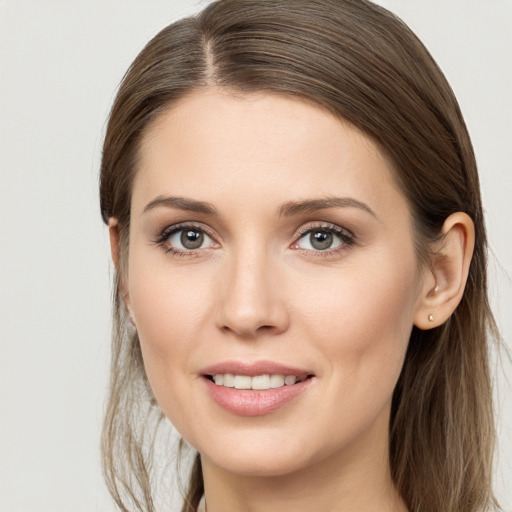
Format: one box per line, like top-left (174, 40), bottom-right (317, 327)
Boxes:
top-left (220, 322), bottom-right (278, 338)
top-left (216, 285), bottom-right (290, 337)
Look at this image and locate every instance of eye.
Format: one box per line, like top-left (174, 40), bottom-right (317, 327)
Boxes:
top-left (292, 225), bottom-right (354, 252)
top-left (156, 224), bottom-right (217, 254)
top-left (170, 228), bottom-right (210, 250)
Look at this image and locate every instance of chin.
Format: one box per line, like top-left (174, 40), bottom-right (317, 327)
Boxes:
top-left (206, 451), bottom-right (312, 478)
top-left (195, 429), bottom-right (326, 478)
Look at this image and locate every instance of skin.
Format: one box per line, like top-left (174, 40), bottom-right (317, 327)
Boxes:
top-left (109, 88), bottom-right (474, 512)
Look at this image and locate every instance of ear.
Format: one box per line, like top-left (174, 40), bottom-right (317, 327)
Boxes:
top-left (108, 217), bottom-right (121, 269)
top-left (108, 218), bottom-right (136, 326)
top-left (414, 212), bottom-right (475, 330)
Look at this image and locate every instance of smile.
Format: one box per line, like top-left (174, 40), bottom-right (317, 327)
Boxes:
top-left (201, 363), bottom-right (315, 416)
top-left (209, 374), bottom-right (309, 390)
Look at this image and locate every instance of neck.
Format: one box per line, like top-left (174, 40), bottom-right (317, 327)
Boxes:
top-left (200, 409), bottom-right (408, 512)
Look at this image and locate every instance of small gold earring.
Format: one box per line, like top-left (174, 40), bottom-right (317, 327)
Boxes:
top-left (428, 314), bottom-right (435, 322)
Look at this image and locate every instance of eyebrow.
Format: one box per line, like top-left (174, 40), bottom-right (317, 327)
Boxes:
top-left (277, 197), bottom-right (376, 218)
top-left (143, 195), bottom-right (219, 216)
top-left (142, 195), bottom-right (375, 218)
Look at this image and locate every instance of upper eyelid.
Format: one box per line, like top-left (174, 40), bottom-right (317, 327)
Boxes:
top-left (159, 222), bottom-right (216, 239)
top-left (293, 222), bottom-right (354, 239)
top-left (154, 223), bottom-right (219, 252)
top-left (155, 220), bottom-right (355, 247)
top-left (156, 224), bottom-right (218, 255)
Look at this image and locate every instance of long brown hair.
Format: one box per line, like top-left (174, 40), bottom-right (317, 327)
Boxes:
top-left (99, 1), bottom-right (499, 510)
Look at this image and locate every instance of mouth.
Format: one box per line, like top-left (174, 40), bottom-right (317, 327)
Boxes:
top-left (200, 361), bottom-right (315, 416)
top-left (205, 373), bottom-right (313, 390)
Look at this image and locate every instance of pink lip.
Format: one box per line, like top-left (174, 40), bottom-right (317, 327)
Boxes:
top-left (200, 360), bottom-right (315, 417)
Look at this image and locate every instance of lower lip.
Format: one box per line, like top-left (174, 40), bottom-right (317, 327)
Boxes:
top-left (203, 377), bottom-right (313, 416)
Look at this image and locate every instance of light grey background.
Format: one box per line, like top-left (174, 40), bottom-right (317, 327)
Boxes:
top-left (0, 1), bottom-right (510, 511)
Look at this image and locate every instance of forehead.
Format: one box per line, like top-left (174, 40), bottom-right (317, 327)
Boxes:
top-left (132, 88), bottom-right (405, 218)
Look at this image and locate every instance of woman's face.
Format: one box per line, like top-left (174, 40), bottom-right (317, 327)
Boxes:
top-left (125, 88), bottom-right (426, 476)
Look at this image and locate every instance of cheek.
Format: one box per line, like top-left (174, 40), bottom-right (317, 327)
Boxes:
top-left (126, 250), bottom-right (214, 394)
top-left (297, 249), bottom-right (419, 391)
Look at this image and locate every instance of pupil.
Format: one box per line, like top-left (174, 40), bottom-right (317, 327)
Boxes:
top-left (311, 230), bottom-right (333, 250)
top-left (181, 230), bottom-right (204, 249)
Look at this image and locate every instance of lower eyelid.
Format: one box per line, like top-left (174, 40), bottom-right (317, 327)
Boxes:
top-left (154, 222), bottom-right (355, 257)
top-left (170, 229), bottom-right (217, 249)
top-left (291, 225), bottom-right (356, 253)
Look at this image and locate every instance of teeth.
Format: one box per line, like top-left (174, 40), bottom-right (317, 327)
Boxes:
top-left (284, 375), bottom-right (297, 386)
top-left (212, 373), bottom-right (305, 390)
top-left (233, 375), bottom-right (252, 389)
top-left (270, 375), bottom-right (285, 388)
top-left (223, 373), bottom-right (234, 387)
top-left (251, 374), bottom-right (270, 390)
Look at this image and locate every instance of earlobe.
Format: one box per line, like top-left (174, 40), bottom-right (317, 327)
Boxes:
top-left (414, 212), bottom-right (475, 330)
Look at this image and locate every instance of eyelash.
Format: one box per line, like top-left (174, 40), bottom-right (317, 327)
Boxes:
top-left (153, 222), bottom-right (357, 258)
top-left (154, 222), bottom-right (217, 258)
top-left (293, 223), bottom-right (356, 257)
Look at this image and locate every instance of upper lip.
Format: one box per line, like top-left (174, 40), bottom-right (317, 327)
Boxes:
top-left (200, 360), bottom-right (314, 378)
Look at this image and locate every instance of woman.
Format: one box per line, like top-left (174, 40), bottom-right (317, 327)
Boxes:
top-left (99, 0), bottom-right (500, 511)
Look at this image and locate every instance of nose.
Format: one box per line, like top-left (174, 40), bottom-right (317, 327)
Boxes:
top-left (215, 247), bottom-right (290, 339)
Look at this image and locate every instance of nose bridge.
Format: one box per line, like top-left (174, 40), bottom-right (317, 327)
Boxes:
top-left (216, 239), bottom-right (289, 337)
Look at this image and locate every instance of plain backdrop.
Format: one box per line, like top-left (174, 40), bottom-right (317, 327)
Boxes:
top-left (0, 1), bottom-right (510, 511)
